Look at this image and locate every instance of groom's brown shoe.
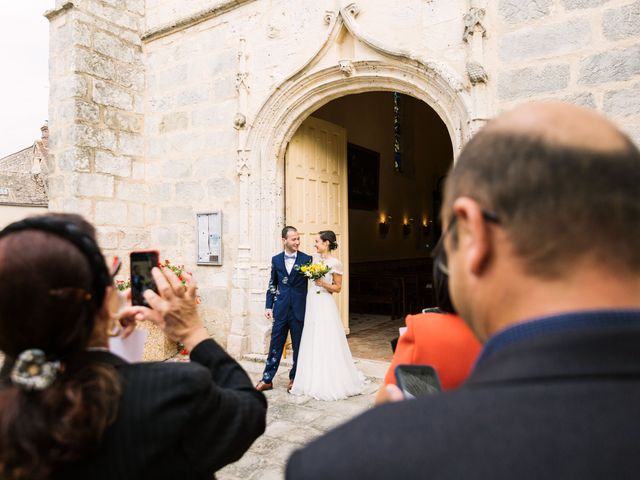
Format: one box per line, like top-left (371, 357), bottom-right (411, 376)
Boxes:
top-left (287, 380), bottom-right (294, 392)
top-left (255, 381), bottom-right (273, 392)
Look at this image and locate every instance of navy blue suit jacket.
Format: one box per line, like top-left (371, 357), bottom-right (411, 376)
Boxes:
top-left (287, 311), bottom-right (640, 479)
top-left (265, 251), bottom-right (312, 323)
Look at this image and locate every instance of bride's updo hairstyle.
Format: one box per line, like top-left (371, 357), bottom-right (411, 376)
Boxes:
top-left (319, 230), bottom-right (338, 251)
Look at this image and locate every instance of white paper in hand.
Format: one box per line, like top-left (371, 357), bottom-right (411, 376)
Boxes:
top-left (109, 329), bottom-right (148, 363)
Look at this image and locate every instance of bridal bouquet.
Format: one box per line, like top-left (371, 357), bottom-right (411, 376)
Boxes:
top-left (298, 261), bottom-right (331, 293)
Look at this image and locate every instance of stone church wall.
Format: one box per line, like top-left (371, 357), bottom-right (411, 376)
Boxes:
top-left (46, 0), bottom-right (640, 358)
top-left (140, 0), bottom-right (470, 354)
top-left (491, 0), bottom-right (640, 144)
top-left (47, 0), bottom-right (146, 246)
top-left (46, 0), bottom-right (174, 357)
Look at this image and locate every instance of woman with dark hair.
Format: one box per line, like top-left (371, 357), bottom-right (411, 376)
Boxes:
top-left (375, 239), bottom-right (481, 404)
top-left (290, 230), bottom-right (365, 400)
top-left (0, 213), bottom-right (266, 480)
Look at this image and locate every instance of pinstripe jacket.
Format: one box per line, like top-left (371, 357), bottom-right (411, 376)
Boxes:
top-left (58, 339), bottom-right (267, 479)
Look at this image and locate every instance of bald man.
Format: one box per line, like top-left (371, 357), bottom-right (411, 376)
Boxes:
top-left (286, 102), bottom-right (640, 480)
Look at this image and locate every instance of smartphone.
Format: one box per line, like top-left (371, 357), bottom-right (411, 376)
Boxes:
top-left (130, 250), bottom-right (159, 306)
top-left (395, 364), bottom-right (442, 399)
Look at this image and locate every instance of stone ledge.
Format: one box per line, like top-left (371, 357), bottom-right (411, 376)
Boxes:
top-left (44, 1), bottom-right (73, 21)
top-left (141, 0), bottom-right (256, 43)
top-left (0, 201), bottom-right (49, 207)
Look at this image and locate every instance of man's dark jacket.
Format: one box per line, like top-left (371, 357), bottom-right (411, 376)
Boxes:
top-left (287, 311), bottom-right (640, 479)
top-left (57, 339), bottom-right (267, 479)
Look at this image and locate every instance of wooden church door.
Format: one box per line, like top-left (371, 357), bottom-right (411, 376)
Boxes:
top-left (285, 116), bottom-right (350, 332)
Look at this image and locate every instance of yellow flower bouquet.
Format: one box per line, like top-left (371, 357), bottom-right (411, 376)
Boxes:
top-left (297, 261), bottom-right (332, 294)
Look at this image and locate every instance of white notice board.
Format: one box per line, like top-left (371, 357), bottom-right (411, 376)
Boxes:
top-left (196, 212), bottom-right (222, 265)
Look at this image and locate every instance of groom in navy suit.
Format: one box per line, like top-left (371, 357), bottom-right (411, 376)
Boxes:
top-left (256, 226), bottom-right (312, 392)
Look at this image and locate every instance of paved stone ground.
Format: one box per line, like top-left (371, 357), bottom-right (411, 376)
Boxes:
top-left (348, 313), bottom-right (405, 362)
top-left (217, 357), bottom-right (387, 480)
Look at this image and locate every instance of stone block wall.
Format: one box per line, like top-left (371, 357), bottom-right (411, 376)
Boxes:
top-left (47, 0), bottom-right (173, 358)
top-left (145, 0), bottom-right (240, 32)
top-left (143, 15), bottom-right (241, 347)
top-left (491, 0), bottom-right (640, 144)
top-left (48, 0), bottom-right (145, 242)
top-left (141, 0), bottom-right (352, 352)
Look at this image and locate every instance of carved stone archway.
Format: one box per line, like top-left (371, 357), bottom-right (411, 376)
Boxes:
top-left (227, 4), bottom-right (479, 356)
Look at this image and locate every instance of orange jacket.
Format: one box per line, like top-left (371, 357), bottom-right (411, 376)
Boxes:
top-left (384, 313), bottom-right (482, 390)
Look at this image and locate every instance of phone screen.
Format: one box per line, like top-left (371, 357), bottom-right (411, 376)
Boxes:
top-left (130, 250), bottom-right (159, 306)
top-left (395, 365), bottom-right (441, 399)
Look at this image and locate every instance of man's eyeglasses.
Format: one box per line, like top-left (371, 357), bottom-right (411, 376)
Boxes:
top-left (431, 210), bottom-right (501, 276)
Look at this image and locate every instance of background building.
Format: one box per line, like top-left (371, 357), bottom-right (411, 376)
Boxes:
top-left (0, 124), bottom-right (49, 227)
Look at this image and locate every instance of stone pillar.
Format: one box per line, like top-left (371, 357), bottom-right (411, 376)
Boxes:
top-left (47, 0), bottom-right (173, 359)
top-left (228, 38), bottom-right (251, 356)
top-left (463, 0), bottom-right (490, 135)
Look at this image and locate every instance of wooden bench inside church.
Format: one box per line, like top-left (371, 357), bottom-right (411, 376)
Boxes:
top-left (349, 258), bottom-right (436, 319)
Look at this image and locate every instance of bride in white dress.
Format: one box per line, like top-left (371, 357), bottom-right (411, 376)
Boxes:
top-left (290, 230), bottom-right (365, 401)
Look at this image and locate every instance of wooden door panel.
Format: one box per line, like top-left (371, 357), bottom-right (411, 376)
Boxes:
top-left (329, 182), bottom-right (340, 225)
top-left (292, 177), bottom-right (304, 224)
top-left (319, 181), bottom-right (328, 224)
top-left (285, 116), bottom-right (349, 332)
top-left (328, 135), bottom-right (339, 175)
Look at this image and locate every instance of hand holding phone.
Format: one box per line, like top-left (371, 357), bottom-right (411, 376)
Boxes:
top-left (395, 364), bottom-right (442, 399)
top-left (130, 250), bottom-right (159, 306)
top-left (118, 264), bottom-right (207, 351)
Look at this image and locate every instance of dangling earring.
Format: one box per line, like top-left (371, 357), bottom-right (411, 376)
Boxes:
top-left (107, 317), bottom-right (122, 337)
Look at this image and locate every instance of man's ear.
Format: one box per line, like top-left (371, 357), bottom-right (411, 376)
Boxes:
top-left (452, 197), bottom-right (492, 276)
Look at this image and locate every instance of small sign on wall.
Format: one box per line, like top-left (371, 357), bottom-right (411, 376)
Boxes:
top-left (196, 212), bottom-right (222, 265)
top-left (0, 187), bottom-right (9, 196)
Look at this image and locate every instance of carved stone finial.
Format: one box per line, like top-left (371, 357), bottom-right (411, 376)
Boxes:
top-left (233, 113), bottom-right (247, 130)
top-left (463, 7), bottom-right (486, 42)
top-left (338, 60), bottom-right (355, 77)
top-left (324, 10), bottom-right (335, 24)
top-left (466, 61), bottom-right (488, 85)
top-left (237, 156), bottom-right (250, 176)
top-left (345, 3), bottom-right (360, 17)
top-left (236, 72), bottom-right (249, 91)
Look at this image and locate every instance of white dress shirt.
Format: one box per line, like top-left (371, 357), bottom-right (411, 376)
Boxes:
top-left (284, 251), bottom-right (297, 274)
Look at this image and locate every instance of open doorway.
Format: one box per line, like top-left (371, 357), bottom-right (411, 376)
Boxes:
top-left (286, 91), bottom-right (453, 362)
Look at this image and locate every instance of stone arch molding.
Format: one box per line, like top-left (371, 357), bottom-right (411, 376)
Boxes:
top-left (228, 3), bottom-right (477, 356)
top-left (246, 3), bottom-right (474, 164)
top-left (243, 3), bottom-right (475, 258)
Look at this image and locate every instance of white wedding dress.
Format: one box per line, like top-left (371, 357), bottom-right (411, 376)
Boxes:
top-left (290, 255), bottom-right (365, 401)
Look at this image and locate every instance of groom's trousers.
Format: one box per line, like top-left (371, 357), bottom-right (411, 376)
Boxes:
top-left (262, 305), bottom-right (304, 383)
